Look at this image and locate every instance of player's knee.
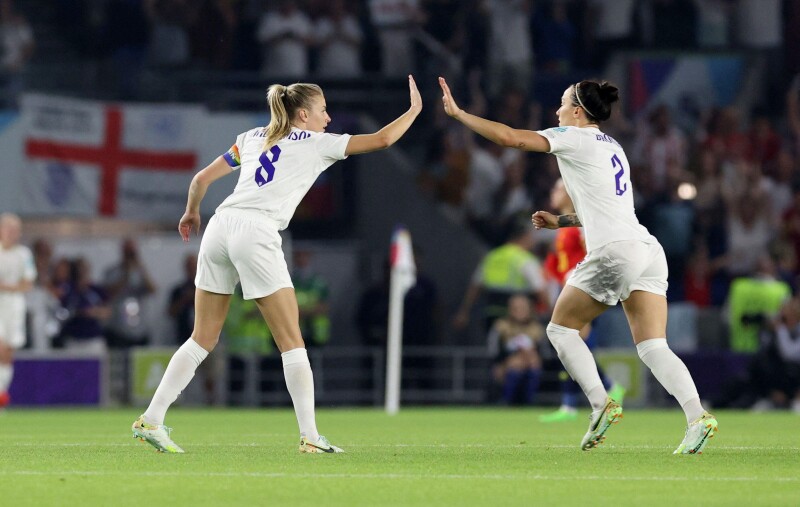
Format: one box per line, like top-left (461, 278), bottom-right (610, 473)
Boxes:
top-left (191, 332), bottom-right (220, 351)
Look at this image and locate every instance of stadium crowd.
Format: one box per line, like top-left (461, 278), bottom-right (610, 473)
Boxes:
top-left (4, 0), bottom-right (800, 411)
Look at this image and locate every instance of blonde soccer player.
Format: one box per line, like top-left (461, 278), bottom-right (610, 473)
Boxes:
top-left (133, 76), bottom-right (422, 454)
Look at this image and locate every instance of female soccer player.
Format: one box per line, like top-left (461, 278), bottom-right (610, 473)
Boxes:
top-left (133, 75), bottom-right (423, 454)
top-left (439, 76), bottom-right (717, 454)
top-left (539, 179), bottom-right (626, 423)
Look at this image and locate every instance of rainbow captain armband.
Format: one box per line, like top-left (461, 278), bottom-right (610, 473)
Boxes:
top-left (222, 144), bottom-right (241, 168)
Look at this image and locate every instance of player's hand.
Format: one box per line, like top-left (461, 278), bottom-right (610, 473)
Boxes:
top-left (439, 77), bottom-right (462, 119)
top-left (179, 211), bottom-right (201, 242)
top-left (408, 75), bottom-right (422, 113)
top-left (532, 211), bottom-right (558, 230)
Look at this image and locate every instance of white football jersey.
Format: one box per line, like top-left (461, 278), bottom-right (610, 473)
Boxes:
top-left (216, 127), bottom-right (351, 230)
top-left (537, 126), bottom-right (656, 253)
top-left (0, 243), bottom-right (36, 309)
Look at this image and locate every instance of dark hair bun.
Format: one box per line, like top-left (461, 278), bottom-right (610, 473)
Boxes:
top-left (575, 79), bottom-right (619, 122)
top-left (598, 81), bottom-right (619, 106)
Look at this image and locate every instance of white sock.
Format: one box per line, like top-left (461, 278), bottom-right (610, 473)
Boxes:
top-left (547, 322), bottom-right (607, 411)
top-left (282, 348), bottom-right (319, 441)
top-left (636, 338), bottom-right (704, 423)
top-left (143, 339), bottom-right (208, 426)
top-left (0, 363), bottom-right (12, 392)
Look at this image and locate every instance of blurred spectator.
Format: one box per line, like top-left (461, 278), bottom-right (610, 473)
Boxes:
top-left (58, 258), bottom-right (111, 353)
top-left (734, 0), bottom-right (783, 106)
top-left (0, 0), bottom-right (33, 107)
top-left (257, 0), bottom-right (312, 78)
top-left (758, 296), bottom-right (800, 412)
top-left (766, 151), bottom-right (796, 224)
top-left (746, 112), bottom-right (782, 175)
top-left (190, 0), bottom-right (239, 69)
top-left (461, 0), bottom-right (489, 76)
top-left (780, 185), bottom-right (800, 276)
top-left (356, 254), bottom-right (439, 349)
top-left (491, 154), bottom-right (534, 243)
top-left (368, 0), bottom-right (424, 77)
top-left (683, 244), bottom-right (713, 308)
top-left (786, 74), bottom-right (800, 153)
top-left (102, 238), bottom-right (156, 347)
top-left (0, 213), bottom-right (35, 407)
top-left (693, 0), bottom-right (732, 48)
top-left (223, 288), bottom-right (273, 405)
top-left (25, 238), bottom-right (60, 351)
top-left (464, 138), bottom-right (505, 243)
top-left (700, 107), bottom-right (749, 163)
top-left (722, 165), bottom-right (774, 278)
top-left (631, 105), bottom-right (688, 198)
top-left (588, 0), bottom-right (635, 70)
top-left (102, 0), bottom-right (150, 98)
top-left (292, 249), bottom-right (330, 348)
top-left (487, 294), bottom-right (544, 405)
top-left (718, 295), bottom-right (800, 412)
top-left (532, 0), bottom-right (576, 74)
top-left (453, 219), bottom-right (547, 334)
top-left (168, 253), bottom-right (196, 343)
top-left (727, 255), bottom-right (791, 353)
top-left (693, 151), bottom-right (727, 265)
top-left (650, 183), bottom-right (695, 300)
top-left (315, 0), bottom-right (363, 78)
top-left (145, 0), bottom-right (192, 68)
top-left (486, 0), bottom-right (532, 98)
top-left (422, 0), bottom-right (465, 55)
top-left (640, 0), bottom-right (697, 49)
top-left (355, 252), bottom-right (439, 390)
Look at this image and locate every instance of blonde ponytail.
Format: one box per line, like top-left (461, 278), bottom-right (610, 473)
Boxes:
top-left (263, 83), bottom-right (324, 150)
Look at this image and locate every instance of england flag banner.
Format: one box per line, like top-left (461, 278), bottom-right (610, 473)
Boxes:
top-left (21, 94), bottom-right (202, 221)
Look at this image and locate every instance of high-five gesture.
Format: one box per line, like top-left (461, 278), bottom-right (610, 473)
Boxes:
top-left (409, 74), bottom-right (422, 113)
top-left (439, 77), bottom-right (462, 119)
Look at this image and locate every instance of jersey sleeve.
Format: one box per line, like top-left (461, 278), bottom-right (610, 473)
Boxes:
top-left (536, 127), bottom-right (582, 155)
top-left (222, 132), bottom-right (247, 170)
top-left (314, 132), bottom-right (352, 168)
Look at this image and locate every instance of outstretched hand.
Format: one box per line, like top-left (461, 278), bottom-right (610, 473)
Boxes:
top-left (179, 211), bottom-right (201, 242)
top-left (408, 75), bottom-right (422, 112)
top-left (439, 77), bottom-right (462, 119)
top-left (532, 210), bottom-right (558, 230)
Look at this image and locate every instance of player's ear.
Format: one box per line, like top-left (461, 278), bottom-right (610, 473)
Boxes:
top-left (298, 108), bottom-right (308, 122)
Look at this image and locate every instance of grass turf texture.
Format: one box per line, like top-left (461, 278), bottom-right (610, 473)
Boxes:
top-left (0, 408), bottom-right (796, 507)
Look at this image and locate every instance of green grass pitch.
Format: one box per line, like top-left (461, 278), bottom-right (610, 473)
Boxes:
top-left (0, 408), bottom-right (797, 506)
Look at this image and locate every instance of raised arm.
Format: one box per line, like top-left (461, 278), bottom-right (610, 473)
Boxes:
top-left (345, 75), bottom-right (423, 155)
top-left (439, 77), bottom-right (551, 152)
top-left (179, 157), bottom-right (233, 242)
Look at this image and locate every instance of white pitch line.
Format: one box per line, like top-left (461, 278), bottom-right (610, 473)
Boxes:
top-left (1, 470), bottom-right (797, 483)
top-left (2, 442), bottom-right (798, 451)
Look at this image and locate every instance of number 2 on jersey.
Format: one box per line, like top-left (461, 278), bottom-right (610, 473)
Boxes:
top-left (255, 146), bottom-right (281, 187)
top-left (611, 153), bottom-right (628, 196)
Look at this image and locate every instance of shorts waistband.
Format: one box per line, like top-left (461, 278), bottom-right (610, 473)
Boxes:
top-left (216, 207), bottom-right (282, 228)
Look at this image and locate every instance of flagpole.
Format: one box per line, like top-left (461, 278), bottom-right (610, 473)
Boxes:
top-left (385, 227), bottom-right (415, 415)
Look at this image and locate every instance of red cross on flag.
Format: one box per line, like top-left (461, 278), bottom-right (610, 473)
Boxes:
top-left (21, 94), bottom-right (202, 220)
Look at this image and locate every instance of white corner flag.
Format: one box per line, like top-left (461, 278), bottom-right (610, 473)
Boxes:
top-left (385, 226), bottom-right (416, 415)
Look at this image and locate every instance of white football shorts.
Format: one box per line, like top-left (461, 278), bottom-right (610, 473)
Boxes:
top-left (195, 208), bottom-right (293, 300)
top-left (566, 240), bottom-right (668, 306)
top-left (0, 296), bottom-right (27, 349)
